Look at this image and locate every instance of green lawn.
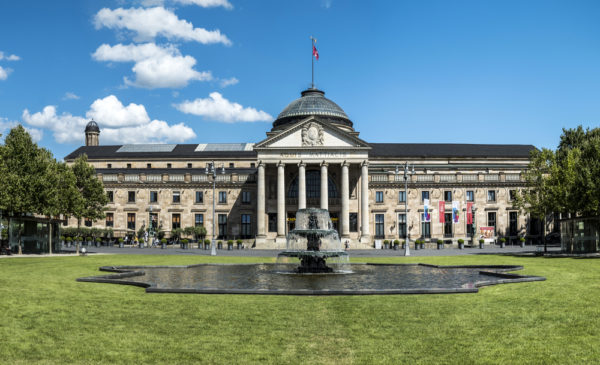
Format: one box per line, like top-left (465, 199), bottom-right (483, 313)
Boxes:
top-left (0, 254), bottom-right (598, 364)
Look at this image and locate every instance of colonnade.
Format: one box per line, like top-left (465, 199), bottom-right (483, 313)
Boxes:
top-left (256, 160), bottom-right (370, 241)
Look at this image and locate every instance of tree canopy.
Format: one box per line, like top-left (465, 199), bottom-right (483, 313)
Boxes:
top-left (516, 126), bottom-right (600, 218)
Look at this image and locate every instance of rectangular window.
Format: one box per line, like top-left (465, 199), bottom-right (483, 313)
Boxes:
top-left (509, 211), bottom-right (518, 236)
top-left (229, 163), bottom-right (234, 168)
top-left (268, 213), bottom-right (277, 232)
top-left (127, 213), bottom-right (136, 231)
top-left (149, 191), bottom-right (158, 203)
top-left (128, 191), bottom-right (135, 203)
top-left (84, 218), bottom-right (92, 227)
top-left (375, 214), bottom-right (385, 238)
top-left (250, 163), bottom-right (255, 168)
top-left (241, 214), bottom-right (252, 238)
top-left (107, 191), bottom-right (114, 203)
top-left (107, 163), bottom-right (112, 168)
top-left (195, 214), bottom-right (204, 227)
top-left (219, 191), bottom-right (227, 204)
top-left (187, 163), bottom-right (192, 168)
top-left (242, 191), bottom-right (251, 204)
top-left (398, 191), bottom-right (406, 203)
top-left (488, 212), bottom-right (497, 234)
top-left (466, 190), bottom-right (474, 202)
top-left (467, 214), bottom-right (475, 237)
top-left (444, 190), bottom-right (452, 202)
top-left (398, 214), bottom-right (406, 238)
top-left (421, 213), bottom-right (431, 238)
top-left (195, 191), bottom-right (203, 204)
top-left (149, 213), bottom-right (158, 230)
top-left (127, 163), bottom-right (132, 168)
top-left (106, 213), bottom-right (114, 227)
top-left (172, 214), bottom-right (181, 230)
top-left (147, 163), bottom-right (151, 168)
top-left (167, 163), bottom-right (172, 168)
top-left (349, 213), bottom-right (358, 232)
top-left (487, 190), bottom-right (496, 202)
top-left (421, 191), bottom-right (429, 202)
top-left (172, 191), bottom-right (181, 203)
top-left (218, 214), bottom-right (227, 239)
top-left (375, 191), bottom-right (384, 203)
top-left (509, 190), bottom-right (517, 201)
top-left (444, 213), bottom-right (453, 237)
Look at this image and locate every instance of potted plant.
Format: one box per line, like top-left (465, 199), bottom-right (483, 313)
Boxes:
top-left (414, 239), bottom-right (420, 250)
top-left (500, 237), bottom-right (506, 248)
top-left (160, 238), bottom-right (167, 249)
top-left (227, 240), bottom-right (234, 250)
top-left (95, 237), bottom-right (101, 247)
top-left (437, 239), bottom-right (443, 250)
top-left (519, 237), bottom-right (526, 248)
top-left (383, 240), bottom-right (389, 249)
top-left (236, 239), bottom-right (243, 250)
top-left (458, 238), bottom-right (465, 250)
top-left (181, 238), bottom-right (189, 249)
top-left (401, 240), bottom-right (406, 249)
top-left (217, 240), bottom-right (223, 249)
top-left (85, 236), bottom-right (92, 247)
top-left (393, 239), bottom-right (400, 250)
top-left (118, 237), bottom-right (124, 248)
top-left (479, 238), bottom-right (484, 249)
top-left (204, 239), bottom-right (211, 250)
top-left (59, 236), bottom-right (65, 247)
top-left (66, 236), bottom-right (72, 247)
top-left (420, 240), bottom-right (425, 249)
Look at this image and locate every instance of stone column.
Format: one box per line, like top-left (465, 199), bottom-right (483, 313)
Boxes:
top-left (256, 162), bottom-right (265, 237)
top-left (341, 162), bottom-right (350, 238)
top-left (277, 162), bottom-right (285, 237)
top-left (320, 162), bottom-right (328, 210)
top-left (298, 162), bottom-right (306, 210)
top-left (360, 161), bottom-right (370, 241)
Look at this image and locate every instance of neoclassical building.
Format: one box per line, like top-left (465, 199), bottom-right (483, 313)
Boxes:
top-left (65, 88), bottom-right (541, 248)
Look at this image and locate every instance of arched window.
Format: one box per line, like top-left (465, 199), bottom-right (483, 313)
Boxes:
top-left (288, 170), bottom-right (338, 198)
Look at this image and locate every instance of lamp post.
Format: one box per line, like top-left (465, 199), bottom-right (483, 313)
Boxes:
top-left (206, 161), bottom-right (225, 256)
top-left (396, 162), bottom-right (415, 256)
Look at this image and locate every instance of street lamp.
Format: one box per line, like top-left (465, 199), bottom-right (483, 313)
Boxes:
top-left (396, 162), bottom-right (415, 256)
top-left (206, 161), bottom-right (225, 256)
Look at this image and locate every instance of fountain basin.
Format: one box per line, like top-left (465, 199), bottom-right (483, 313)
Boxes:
top-left (77, 263), bottom-right (545, 295)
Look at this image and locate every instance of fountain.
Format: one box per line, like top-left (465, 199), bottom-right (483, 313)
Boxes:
top-left (77, 208), bottom-right (546, 295)
top-left (277, 208), bottom-right (348, 274)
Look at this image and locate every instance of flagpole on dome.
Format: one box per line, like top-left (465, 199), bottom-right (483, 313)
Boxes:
top-left (310, 36), bottom-right (319, 89)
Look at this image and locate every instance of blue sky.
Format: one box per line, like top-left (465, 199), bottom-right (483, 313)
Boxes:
top-left (1, 0), bottom-right (600, 159)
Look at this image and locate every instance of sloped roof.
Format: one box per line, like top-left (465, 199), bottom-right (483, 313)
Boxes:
top-left (369, 143), bottom-right (536, 158)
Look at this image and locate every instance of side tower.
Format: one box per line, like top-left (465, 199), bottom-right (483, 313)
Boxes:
top-left (85, 120), bottom-right (100, 146)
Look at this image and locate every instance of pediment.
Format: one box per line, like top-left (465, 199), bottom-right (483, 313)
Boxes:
top-left (254, 117), bottom-right (370, 150)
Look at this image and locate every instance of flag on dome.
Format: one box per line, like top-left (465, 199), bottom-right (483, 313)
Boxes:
top-left (313, 44), bottom-right (319, 60)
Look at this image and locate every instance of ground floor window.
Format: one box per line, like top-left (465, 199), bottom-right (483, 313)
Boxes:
top-left (195, 214), bottom-right (204, 227)
top-left (398, 214), bottom-right (406, 238)
top-left (349, 213), bottom-right (358, 232)
top-left (84, 218), bottom-right (92, 227)
top-left (149, 213), bottom-right (158, 232)
top-left (218, 214), bottom-right (227, 239)
top-left (127, 213), bottom-right (135, 231)
top-left (421, 213), bottom-right (431, 238)
top-left (241, 214), bottom-right (251, 238)
top-left (375, 214), bottom-right (384, 238)
top-left (287, 212), bottom-right (295, 232)
top-left (172, 214), bottom-right (181, 230)
top-left (268, 213), bottom-right (277, 232)
top-left (488, 212), bottom-right (497, 234)
top-left (509, 211), bottom-right (518, 236)
top-left (444, 213), bottom-right (453, 237)
top-left (330, 213), bottom-right (339, 233)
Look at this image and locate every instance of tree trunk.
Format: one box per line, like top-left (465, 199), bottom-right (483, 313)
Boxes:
top-left (48, 218), bottom-right (53, 255)
top-left (76, 219), bottom-right (80, 255)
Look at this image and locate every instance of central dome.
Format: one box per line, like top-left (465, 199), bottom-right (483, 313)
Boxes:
top-left (272, 88), bottom-right (353, 130)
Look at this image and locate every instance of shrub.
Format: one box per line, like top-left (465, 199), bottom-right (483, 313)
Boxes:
top-left (500, 237), bottom-right (507, 243)
top-left (95, 237), bottom-right (101, 242)
top-left (393, 239), bottom-right (400, 245)
top-left (458, 239), bottom-right (464, 244)
top-left (236, 239), bottom-right (243, 245)
top-left (160, 238), bottom-right (167, 244)
top-left (437, 239), bottom-right (443, 244)
top-left (519, 237), bottom-right (526, 242)
top-left (118, 238), bottom-right (124, 243)
top-left (66, 237), bottom-right (72, 242)
top-left (479, 238), bottom-right (485, 244)
top-left (181, 239), bottom-right (189, 244)
top-left (217, 240), bottom-right (223, 245)
top-left (204, 239), bottom-right (210, 245)
top-left (227, 240), bottom-right (233, 245)
top-left (383, 240), bottom-right (389, 244)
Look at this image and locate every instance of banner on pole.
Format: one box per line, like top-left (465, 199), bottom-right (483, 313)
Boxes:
top-left (439, 201), bottom-right (445, 223)
top-left (452, 201), bottom-right (460, 223)
top-left (466, 202), bottom-right (473, 225)
top-left (424, 199), bottom-right (431, 222)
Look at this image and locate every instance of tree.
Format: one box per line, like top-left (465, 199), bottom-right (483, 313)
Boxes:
top-left (70, 154), bottom-right (108, 254)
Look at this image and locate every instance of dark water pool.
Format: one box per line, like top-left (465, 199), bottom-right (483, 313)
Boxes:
top-left (77, 263), bottom-right (545, 295)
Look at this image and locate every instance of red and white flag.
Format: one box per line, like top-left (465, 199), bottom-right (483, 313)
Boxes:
top-left (312, 44), bottom-right (319, 60)
top-left (439, 201), bottom-right (445, 223)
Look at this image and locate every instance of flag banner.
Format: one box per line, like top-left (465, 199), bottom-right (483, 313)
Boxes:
top-left (439, 201), bottom-right (445, 223)
top-left (452, 201), bottom-right (460, 223)
top-left (313, 44), bottom-right (319, 60)
top-left (466, 202), bottom-right (473, 225)
top-left (424, 199), bottom-right (430, 222)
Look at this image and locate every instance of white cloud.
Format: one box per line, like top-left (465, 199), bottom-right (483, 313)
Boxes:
top-left (173, 0), bottom-right (233, 9)
top-left (0, 118), bottom-right (43, 143)
top-left (0, 51), bottom-right (20, 61)
top-left (219, 77), bottom-right (238, 88)
top-left (174, 92), bottom-right (272, 123)
top-left (93, 43), bottom-right (212, 88)
top-left (0, 66), bottom-right (10, 80)
top-left (94, 7), bottom-right (231, 45)
top-left (86, 95), bottom-right (150, 127)
top-left (63, 92), bottom-right (80, 100)
top-left (22, 95), bottom-right (196, 144)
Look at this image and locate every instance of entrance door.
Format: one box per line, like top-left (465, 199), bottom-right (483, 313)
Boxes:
top-left (330, 212), bottom-right (339, 234)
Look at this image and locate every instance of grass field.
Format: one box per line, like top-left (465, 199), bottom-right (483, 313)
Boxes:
top-left (0, 254), bottom-right (598, 364)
